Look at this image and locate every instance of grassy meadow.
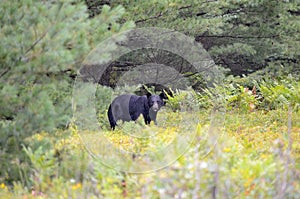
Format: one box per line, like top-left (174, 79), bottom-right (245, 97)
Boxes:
top-left (1, 82), bottom-right (300, 198)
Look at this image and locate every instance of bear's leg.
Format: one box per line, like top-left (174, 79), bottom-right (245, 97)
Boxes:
top-left (108, 105), bottom-right (117, 130)
top-left (143, 113), bottom-right (151, 125)
top-left (149, 109), bottom-right (158, 125)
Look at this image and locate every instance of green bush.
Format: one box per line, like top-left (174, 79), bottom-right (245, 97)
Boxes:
top-left (0, 0), bottom-right (134, 185)
top-left (165, 88), bottom-right (199, 112)
top-left (259, 77), bottom-right (300, 110)
top-left (197, 74), bottom-right (299, 113)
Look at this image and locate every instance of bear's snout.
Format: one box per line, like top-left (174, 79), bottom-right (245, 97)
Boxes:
top-left (151, 102), bottom-right (159, 112)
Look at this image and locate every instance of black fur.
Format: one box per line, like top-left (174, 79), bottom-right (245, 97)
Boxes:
top-left (107, 93), bottom-right (166, 130)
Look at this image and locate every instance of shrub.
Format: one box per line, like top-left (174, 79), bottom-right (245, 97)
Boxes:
top-left (0, 0), bottom-right (134, 185)
top-left (259, 77), bottom-right (300, 110)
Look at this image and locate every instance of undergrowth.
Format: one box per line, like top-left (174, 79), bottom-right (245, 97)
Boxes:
top-left (1, 77), bottom-right (299, 198)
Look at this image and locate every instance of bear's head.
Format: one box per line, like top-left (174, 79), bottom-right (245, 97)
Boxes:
top-left (146, 92), bottom-right (167, 112)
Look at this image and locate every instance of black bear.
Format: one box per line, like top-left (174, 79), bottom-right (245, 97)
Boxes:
top-left (107, 92), bottom-right (166, 130)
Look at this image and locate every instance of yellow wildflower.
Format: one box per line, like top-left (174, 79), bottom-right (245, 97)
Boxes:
top-left (71, 183), bottom-right (82, 190)
top-left (223, 147), bottom-right (231, 152)
top-left (0, 183), bottom-right (6, 189)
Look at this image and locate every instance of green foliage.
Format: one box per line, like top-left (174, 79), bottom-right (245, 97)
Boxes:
top-left (1, 0), bottom-right (299, 198)
top-left (197, 83), bottom-right (235, 110)
top-left (23, 145), bottom-right (58, 191)
top-left (233, 85), bottom-right (258, 112)
top-left (165, 88), bottom-right (199, 112)
top-left (109, 0), bottom-right (299, 76)
top-left (197, 75), bottom-right (299, 113)
top-left (95, 85), bottom-right (114, 129)
top-left (0, 0), bottom-right (134, 184)
top-left (259, 77), bottom-right (300, 110)
top-left (0, 108), bottom-right (299, 198)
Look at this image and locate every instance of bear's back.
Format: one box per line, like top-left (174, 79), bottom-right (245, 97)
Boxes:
top-left (110, 94), bottom-right (132, 121)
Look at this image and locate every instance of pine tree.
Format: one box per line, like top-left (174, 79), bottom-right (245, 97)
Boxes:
top-left (0, 0), bottom-right (134, 184)
top-left (108, 0), bottom-right (299, 76)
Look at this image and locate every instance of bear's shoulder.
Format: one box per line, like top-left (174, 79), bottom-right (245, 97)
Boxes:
top-left (130, 95), bottom-right (148, 105)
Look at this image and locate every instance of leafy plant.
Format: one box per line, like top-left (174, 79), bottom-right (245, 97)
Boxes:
top-left (165, 88), bottom-right (199, 112)
top-left (0, 0), bottom-right (134, 185)
top-left (259, 77), bottom-right (300, 110)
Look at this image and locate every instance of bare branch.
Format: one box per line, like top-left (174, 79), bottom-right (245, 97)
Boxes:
top-left (196, 34), bottom-right (279, 39)
top-left (24, 30), bottom-right (48, 55)
top-left (0, 67), bottom-right (11, 79)
top-left (135, 10), bottom-right (166, 24)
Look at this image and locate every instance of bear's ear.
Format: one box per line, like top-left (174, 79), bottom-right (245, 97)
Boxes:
top-left (159, 92), bottom-right (168, 100)
top-left (146, 92), bottom-right (152, 98)
top-left (159, 92), bottom-right (168, 105)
